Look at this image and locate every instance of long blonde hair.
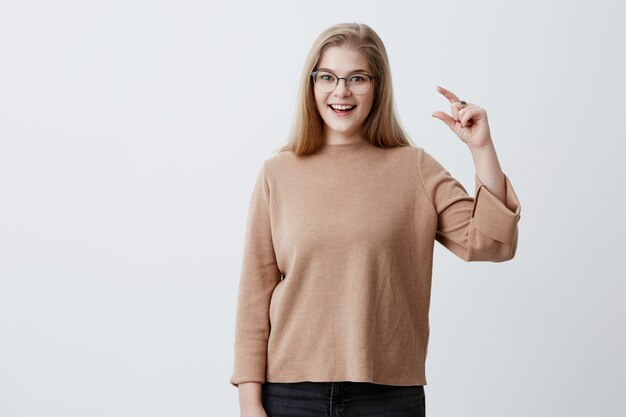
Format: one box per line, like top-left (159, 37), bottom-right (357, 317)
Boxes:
top-left (275, 22), bottom-right (413, 156)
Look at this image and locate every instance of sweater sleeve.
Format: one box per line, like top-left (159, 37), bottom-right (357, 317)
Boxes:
top-left (229, 161), bottom-right (282, 387)
top-left (417, 147), bottom-right (521, 262)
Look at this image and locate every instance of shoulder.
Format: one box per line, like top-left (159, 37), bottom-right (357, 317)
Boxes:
top-left (407, 146), bottom-right (446, 172)
top-left (391, 146), bottom-right (453, 187)
top-left (398, 145), bottom-right (432, 159)
top-left (263, 149), bottom-right (294, 169)
top-left (253, 150), bottom-right (299, 183)
top-left (260, 145), bottom-right (435, 175)
top-left (264, 149), bottom-right (294, 166)
top-left (387, 144), bottom-right (430, 159)
top-left (387, 145), bottom-right (438, 169)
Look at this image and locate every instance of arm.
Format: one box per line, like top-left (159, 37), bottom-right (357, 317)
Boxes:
top-left (417, 147), bottom-right (521, 262)
top-left (230, 162), bottom-right (282, 388)
top-left (470, 142), bottom-right (506, 204)
top-left (431, 86), bottom-right (507, 203)
top-left (238, 382), bottom-right (264, 414)
top-left (428, 86), bottom-right (520, 261)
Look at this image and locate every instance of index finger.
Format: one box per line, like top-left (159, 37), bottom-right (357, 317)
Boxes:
top-left (436, 86), bottom-right (461, 103)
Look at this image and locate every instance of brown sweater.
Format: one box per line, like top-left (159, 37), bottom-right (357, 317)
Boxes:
top-left (229, 141), bottom-right (521, 387)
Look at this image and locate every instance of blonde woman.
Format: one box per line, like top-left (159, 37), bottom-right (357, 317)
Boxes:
top-left (230, 22), bottom-right (521, 417)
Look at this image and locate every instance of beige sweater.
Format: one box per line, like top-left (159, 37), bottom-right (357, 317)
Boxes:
top-left (229, 141), bottom-right (521, 387)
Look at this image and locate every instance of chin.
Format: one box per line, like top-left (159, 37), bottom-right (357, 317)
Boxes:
top-left (322, 119), bottom-right (362, 134)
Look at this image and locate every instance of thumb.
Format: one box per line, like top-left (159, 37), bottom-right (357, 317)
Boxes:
top-left (431, 111), bottom-right (457, 132)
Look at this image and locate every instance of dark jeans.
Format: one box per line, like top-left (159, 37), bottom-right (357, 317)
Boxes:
top-left (261, 381), bottom-right (426, 417)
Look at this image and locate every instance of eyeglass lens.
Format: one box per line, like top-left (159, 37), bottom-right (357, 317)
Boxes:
top-left (313, 72), bottom-right (372, 94)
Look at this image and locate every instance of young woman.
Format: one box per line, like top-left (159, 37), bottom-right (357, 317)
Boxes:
top-left (229, 22), bottom-right (521, 417)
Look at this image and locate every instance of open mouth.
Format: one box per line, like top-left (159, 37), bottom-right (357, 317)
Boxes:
top-left (328, 104), bottom-right (356, 115)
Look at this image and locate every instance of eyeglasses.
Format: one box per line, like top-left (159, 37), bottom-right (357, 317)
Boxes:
top-left (310, 70), bottom-right (376, 95)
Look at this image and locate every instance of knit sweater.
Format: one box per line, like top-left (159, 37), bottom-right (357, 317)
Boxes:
top-left (229, 141), bottom-right (521, 387)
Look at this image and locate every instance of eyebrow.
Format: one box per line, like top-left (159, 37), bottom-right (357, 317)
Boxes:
top-left (317, 67), bottom-right (371, 74)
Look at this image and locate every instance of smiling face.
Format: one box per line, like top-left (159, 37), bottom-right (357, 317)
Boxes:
top-left (313, 45), bottom-right (376, 144)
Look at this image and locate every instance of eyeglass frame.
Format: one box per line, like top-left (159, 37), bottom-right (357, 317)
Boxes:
top-left (310, 70), bottom-right (377, 95)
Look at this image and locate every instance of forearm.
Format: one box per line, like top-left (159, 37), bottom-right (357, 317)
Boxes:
top-left (238, 382), bottom-right (263, 408)
top-left (469, 141), bottom-right (506, 204)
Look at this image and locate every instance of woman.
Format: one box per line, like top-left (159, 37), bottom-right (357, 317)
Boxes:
top-left (229, 22), bottom-right (521, 417)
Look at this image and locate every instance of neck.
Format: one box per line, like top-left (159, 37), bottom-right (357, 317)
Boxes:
top-left (322, 129), bottom-right (365, 146)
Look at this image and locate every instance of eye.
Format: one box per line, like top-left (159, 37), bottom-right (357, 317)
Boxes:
top-left (349, 75), bottom-right (366, 82)
top-left (317, 72), bottom-right (336, 82)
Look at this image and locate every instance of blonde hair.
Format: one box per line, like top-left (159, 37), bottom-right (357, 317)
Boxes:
top-left (275, 22), bottom-right (413, 156)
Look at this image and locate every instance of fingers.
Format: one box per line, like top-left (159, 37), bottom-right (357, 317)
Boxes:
top-left (451, 101), bottom-right (465, 122)
top-left (434, 103), bottom-right (482, 129)
top-left (434, 86), bottom-right (484, 129)
top-left (451, 101), bottom-right (475, 123)
top-left (458, 107), bottom-right (474, 127)
top-left (458, 104), bottom-right (487, 127)
top-left (431, 110), bottom-right (457, 132)
top-left (437, 86), bottom-right (468, 122)
top-left (436, 86), bottom-right (460, 103)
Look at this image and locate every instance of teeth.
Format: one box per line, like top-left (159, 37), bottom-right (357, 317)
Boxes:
top-left (330, 104), bottom-right (355, 111)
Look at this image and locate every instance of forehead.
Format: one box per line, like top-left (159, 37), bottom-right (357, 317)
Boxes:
top-left (318, 45), bottom-right (371, 73)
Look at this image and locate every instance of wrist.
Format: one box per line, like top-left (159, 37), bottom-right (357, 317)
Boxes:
top-left (238, 382), bottom-right (263, 407)
top-left (468, 140), bottom-right (495, 154)
top-left (240, 401), bottom-right (264, 412)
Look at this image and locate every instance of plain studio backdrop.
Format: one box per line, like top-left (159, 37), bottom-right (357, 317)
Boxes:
top-left (1, 0), bottom-right (625, 416)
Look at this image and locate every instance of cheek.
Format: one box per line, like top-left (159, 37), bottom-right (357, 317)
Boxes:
top-left (360, 95), bottom-right (375, 117)
top-left (314, 90), bottom-right (325, 105)
top-left (314, 92), bottom-right (330, 114)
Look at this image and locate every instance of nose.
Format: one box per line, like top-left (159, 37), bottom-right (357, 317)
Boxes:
top-left (333, 78), bottom-right (352, 97)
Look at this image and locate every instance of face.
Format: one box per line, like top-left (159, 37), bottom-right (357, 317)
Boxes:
top-left (313, 45), bottom-right (375, 143)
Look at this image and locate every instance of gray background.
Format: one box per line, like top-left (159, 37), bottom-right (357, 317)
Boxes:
top-left (1, 0), bottom-right (625, 416)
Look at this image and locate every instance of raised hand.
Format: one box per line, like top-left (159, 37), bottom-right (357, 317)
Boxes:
top-left (431, 86), bottom-right (493, 150)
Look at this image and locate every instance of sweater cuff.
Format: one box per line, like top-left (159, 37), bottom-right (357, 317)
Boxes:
top-left (471, 173), bottom-right (521, 243)
top-left (229, 340), bottom-right (268, 387)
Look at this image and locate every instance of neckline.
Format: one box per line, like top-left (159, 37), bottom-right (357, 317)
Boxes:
top-left (318, 140), bottom-right (373, 156)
